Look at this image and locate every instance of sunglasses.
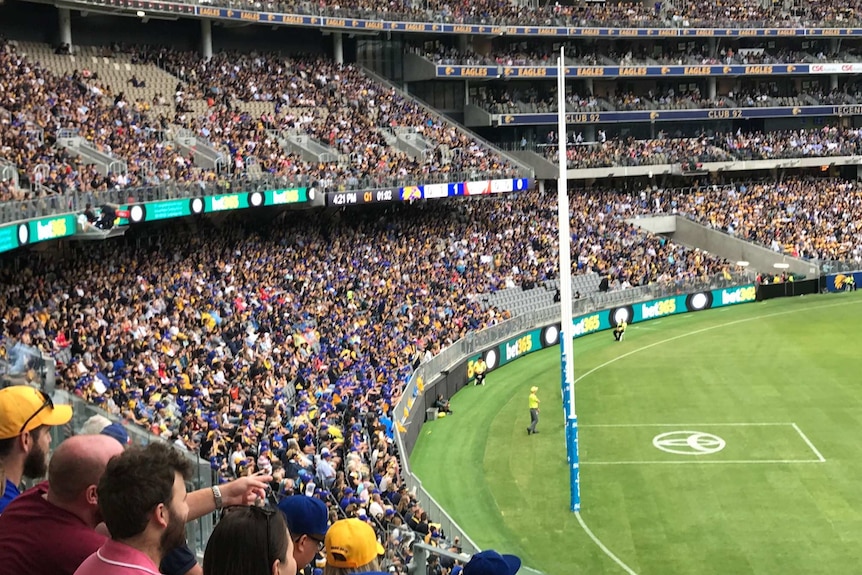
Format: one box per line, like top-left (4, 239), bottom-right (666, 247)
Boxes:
top-left (293, 534), bottom-right (325, 553)
top-left (19, 390), bottom-right (54, 434)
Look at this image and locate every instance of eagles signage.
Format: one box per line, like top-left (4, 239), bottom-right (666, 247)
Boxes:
top-left (824, 272), bottom-right (862, 292)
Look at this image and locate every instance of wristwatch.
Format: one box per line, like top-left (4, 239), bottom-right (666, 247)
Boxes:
top-left (212, 485), bottom-right (223, 510)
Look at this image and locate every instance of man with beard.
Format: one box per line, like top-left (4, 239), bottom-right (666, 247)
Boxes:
top-left (74, 442), bottom-right (193, 575)
top-left (0, 435), bottom-right (124, 572)
top-left (0, 432), bottom-right (269, 575)
top-left (0, 385), bottom-right (73, 513)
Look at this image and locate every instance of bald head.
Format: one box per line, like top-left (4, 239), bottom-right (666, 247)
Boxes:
top-left (48, 435), bottom-right (124, 503)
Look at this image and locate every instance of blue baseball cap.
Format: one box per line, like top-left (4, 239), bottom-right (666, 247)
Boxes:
top-left (101, 422), bottom-right (131, 446)
top-left (277, 495), bottom-right (329, 538)
top-left (463, 550), bottom-right (521, 575)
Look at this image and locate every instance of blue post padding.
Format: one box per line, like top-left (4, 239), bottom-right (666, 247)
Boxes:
top-left (568, 417), bottom-right (581, 511)
top-left (561, 347), bottom-right (572, 463)
top-left (561, 345), bottom-right (572, 416)
top-left (561, 337), bottom-right (579, 509)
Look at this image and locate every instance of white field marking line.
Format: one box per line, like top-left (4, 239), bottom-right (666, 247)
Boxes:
top-left (791, 423), bottom-right (827, 462)
top-left (583, 459), bottom-right (823, 465)
top-left (572, 299), bottom-right (860, 573)
top-left (582, 423), bottom-right (825, 465)
top-left (581, 422), bottom-right (791, 428)
top-left (576, 512), bottom-right (639, 575)
top-left (573, 298), bottom-right (862, 389)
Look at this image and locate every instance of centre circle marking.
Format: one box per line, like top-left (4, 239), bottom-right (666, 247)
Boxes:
top-left (652, 431), bottom-right (726, 455)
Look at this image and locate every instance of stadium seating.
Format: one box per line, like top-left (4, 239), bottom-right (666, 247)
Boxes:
top-left (5, 4), bottom-right (862, 569)
top-left (476, 87), bottom-right (845, 116)
top-left (480, 273), bottom-right (599, 316)
top-left (543, 127), bottom-right (862, 169)
top-left (131, 0), bottom-right (862, 29)
top-left (1, 189), bottom-right (731, 481)
top-left (652, 178), bottom-right (862, 262)
top-left (0, 39), bottom-right (520, 203)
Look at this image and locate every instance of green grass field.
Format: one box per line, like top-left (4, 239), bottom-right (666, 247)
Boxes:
top-left (410, 292), bottom-right (862, 575)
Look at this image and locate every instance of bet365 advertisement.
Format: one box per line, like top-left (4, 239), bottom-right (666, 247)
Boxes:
top-left (465, 285), bottom-right (756, 380)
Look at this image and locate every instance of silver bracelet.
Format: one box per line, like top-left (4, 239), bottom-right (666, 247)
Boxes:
top-left (212, 485), bottom-right (223, 510)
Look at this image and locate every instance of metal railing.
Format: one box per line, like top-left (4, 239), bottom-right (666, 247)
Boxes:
top-left (0, 159), bottom-right (18, 183)
top-left (108, 160), bottom-right (128, 175)
top-left (57, 127), bottom-right (81, 140)
top-left (0, 340), bottom-right (53, 390)
top-left (24, 128), bottom-right (45, 146)
top-left (392, 272), bottom-right (754, 570)
top-left (816, 260), bottom-right (862, 274)
top-left (360, 66), bottom-right (535, 178)
top-left (0, 168), bottom-right (520, 227)
top-left (32, 163), bottom-right (52, 186)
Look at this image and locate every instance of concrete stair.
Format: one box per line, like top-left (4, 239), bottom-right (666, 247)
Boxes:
top-left (17, 43), bottom-right (178, 109)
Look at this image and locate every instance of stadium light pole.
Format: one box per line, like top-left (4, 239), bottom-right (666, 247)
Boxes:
top-left (557, 47), bottom-right (581, 512)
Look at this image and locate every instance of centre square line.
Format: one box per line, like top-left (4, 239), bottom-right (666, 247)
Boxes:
top-left (579, 423), bottom-right (827, 464)
top-left (791, 422), bottom-right (827, 462)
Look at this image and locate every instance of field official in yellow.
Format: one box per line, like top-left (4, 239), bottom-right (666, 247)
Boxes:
top-left (527, 386), bottom-right (540, 435)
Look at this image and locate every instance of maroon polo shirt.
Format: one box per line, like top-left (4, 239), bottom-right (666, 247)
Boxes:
top-left (0, 482), bottom-right (107, 575)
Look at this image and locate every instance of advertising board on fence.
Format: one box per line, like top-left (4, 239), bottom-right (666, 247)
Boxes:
top-left (823, 272), bottom-right (862, 292)
top-left (465, 285), bottom-right (756, 381)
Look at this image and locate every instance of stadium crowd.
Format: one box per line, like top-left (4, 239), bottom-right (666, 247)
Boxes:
top-left (418, 42), bottom-right (846, 68)
top-left (0, 40), bottom-right (193, 196)
top-left (473, 60), bottom-right (854, 113)
top-left (0, 39), bottom-right (516, 204)
top-left (157, 0), bottom-right (862, 28)
top-left (645, 177), bottom-right (862, 262)
top-left (6, 40), bottom-right (862, 230)
top-left (545, 126), bottom-right (862, 169)
top-left (549, 176), bottom-right (862, 262)
top-left (138, 47), bottom-right (512, 180)
top-left (1, 2), bottom-right (861, 573)
top-left (0, 186), bottom-right (735, 568)
top-left (477, 86), bottom-right (824, 116)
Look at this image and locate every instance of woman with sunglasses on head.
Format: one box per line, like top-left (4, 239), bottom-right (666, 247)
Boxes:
top-left (203, 506), bottom-right (297, 575)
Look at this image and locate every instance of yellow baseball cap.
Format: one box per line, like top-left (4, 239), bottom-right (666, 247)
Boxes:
top-left (530, 386), bottom-right (539, 392)
top-left (0, 386), bottom-right (73, 440)
top-left (325, 518), bottom-right (385, 568)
